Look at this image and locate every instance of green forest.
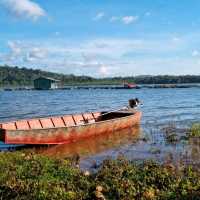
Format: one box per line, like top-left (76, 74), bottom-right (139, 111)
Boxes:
top-left (1, 65), bottom-right (200, 87)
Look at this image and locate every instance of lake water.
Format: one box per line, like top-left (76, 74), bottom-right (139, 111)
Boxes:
top-left (1, 88), bottom-right (200, 125)
top-left (1, 88), bottom-right (200, 169)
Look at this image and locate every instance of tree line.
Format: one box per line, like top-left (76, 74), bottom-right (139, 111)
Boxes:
top-left (1, 65), bottom-right (200, 87)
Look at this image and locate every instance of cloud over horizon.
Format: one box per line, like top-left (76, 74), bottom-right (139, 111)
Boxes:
top-left (1, 35), bottom-right (199, 77)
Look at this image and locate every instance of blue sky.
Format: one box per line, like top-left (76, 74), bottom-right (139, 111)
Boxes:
top-left (1, 0), bottom-right (200, 77)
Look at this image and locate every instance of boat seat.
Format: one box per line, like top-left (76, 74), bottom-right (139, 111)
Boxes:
top-left (51, 117), bottom-right (66, 128)
top-left (16, 120), bottom-right (30, 130)
top-left (83, 113), bottom-right (95, 123)
top-left (40, 118), bottom-right (55, 129)
top-left (62, 115), bottom-right (76, 127)
top-left (73, 114), bottom-right (85, 125)
top-left (29, 119), bottom-right (43, 129)
top-left (92, 112), bottom-right (101, 121)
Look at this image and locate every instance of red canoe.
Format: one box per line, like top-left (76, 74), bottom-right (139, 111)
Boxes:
top-left (0, 110), bottom-right (142, 145)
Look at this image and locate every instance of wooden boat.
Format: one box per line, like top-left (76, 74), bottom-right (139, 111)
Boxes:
top-left (0, 109), bottom-right (141, 145)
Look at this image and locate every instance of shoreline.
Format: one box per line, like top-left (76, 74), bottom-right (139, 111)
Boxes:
top-left (1, 83), bottom-right (200, 91)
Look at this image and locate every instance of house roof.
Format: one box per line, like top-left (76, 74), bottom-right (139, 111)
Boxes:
top-left (34, 76), bottom-right (60, 82)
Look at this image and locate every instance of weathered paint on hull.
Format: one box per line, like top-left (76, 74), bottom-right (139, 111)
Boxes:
top-left (1, 112), bottom-right (141, 145)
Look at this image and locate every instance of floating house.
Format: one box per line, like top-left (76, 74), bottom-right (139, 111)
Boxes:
top-left (34, 77), bottom-right (60, 90)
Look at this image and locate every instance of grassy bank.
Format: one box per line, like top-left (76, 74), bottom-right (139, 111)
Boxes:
top-left (0, 152), bottom-right (200, 199)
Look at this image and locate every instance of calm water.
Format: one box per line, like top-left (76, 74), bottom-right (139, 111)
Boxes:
top-left (1, 88), bottom-right (200, 168)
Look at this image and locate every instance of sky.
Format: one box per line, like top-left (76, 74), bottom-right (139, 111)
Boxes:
top-left (1, 0), bottom-right (200, 77)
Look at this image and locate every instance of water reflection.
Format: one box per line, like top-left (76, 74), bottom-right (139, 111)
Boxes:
top-left (38, 126), bottom-right (141, 159)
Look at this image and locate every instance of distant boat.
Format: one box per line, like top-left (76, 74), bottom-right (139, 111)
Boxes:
top-left (123, 82), bottom-right (139, 89)
top-left (0, 109), bottom-right (141, 145)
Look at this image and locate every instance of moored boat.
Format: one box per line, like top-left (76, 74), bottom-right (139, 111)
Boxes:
top-left (0, 109), bottom-right (141, 145)
top-left (123, 82), bottom-right (140, 89)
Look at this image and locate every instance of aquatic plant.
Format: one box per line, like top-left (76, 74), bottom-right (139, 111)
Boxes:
top-left (149, 147), bottom-right (161, 154)
top-left (95, 159), bottom-right (200, 199)
top-left (0, 152), bottom-right (93, 200)
top-left (189, 123), bottom-right (200, 137)
top-left (0, 152), bottom-right (200, 199)
top-left (162, 125), bottom-right (178, 143)
top-left (165, 132), bottom-right (179, 144)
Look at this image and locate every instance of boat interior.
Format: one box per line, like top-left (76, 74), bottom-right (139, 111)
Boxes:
top-left (99, 111), bottom-right (134, 121)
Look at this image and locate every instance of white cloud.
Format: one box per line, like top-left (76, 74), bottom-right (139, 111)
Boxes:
top-left (93, 12), bottom-right (105, 21)
top-left (7, 41), bottom-right (22, 56)
top-left (1, 41), bottom-right (48, 63)
top-left (99, 65), bottom-right (109, 76)
top-left (26, 47), bottom-right (48, 61)
top-left (192, 50), bottom-right (200, 57)
top-left (109, 15), bottom-right (139, 25)
top-left (122, 16), bottom-right (139, 24)
top-left (0, 41), bottom-right (23, 61)
top-left (110, 16), bottom-right (119, 22)
top-left (0, 0), bottom-right (46, 21)
top-left (82, 52), bottom-right (97, 63)
top-left (93, 13), bottom-right (139, 25)
top-left (1, 35), bottom-right (198, 77)
top-left (172, 37), bottom-right (181, 42)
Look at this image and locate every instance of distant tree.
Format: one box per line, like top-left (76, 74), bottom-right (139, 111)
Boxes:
top-left (1, 65), bottom-right (200, 87)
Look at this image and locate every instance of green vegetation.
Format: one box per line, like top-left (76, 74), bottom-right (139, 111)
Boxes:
top-left (149, 147), bottom-right (161, 154)
top-left (0, 152), bottom-right (92, 200)
top-left (0, 65), bottom-right (93, 87)
top-left (165, 133), bottom-right (179, 143)
top-left (164, 127), bottom-right (179, 144)
top-left (1, 65), bottom-right (200, 87)
top-left (189, 123), bottom-right (200, 137)
top-left (163, 125), bottom-right (190, 144)
top-left (0, 151), bottom-right (200, 199)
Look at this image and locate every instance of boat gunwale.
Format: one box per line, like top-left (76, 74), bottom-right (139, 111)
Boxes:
top-left (1, 111), bottom-right (141, 132)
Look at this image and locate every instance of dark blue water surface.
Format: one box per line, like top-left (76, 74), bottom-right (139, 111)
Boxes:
top-left (1, 88), bottom-right (200, 168)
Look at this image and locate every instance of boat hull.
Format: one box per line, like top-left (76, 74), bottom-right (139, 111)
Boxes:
top-left (0, 111), bottom-right (141, 145)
